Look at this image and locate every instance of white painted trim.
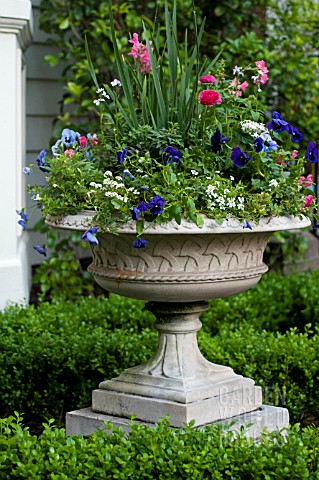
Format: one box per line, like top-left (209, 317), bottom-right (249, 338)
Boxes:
top-left (0, 0), bottom-right (33, 49)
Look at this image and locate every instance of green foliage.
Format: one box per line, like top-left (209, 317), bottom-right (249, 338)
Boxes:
top-left (31, 220), bottom-right (94, 301)
top-left (1, 414), bottom-right (319, 478)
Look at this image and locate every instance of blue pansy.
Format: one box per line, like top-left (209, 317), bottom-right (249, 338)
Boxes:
top-left (230, 147), bottom-right (251, 167)
top-left (133, 238), bottom-right (147, 249)
top-left (149, 196), bottom-right (165, 215)
top-left (23, 166), bottom-right (31, 175)
top-left (141, 186), bottom-right (148, 191)
top-left (211, 129), bottom-right (229, 153)
top-left (123, 169), bottom-right (135, 180)
top-left (33, 245), bottom-right (46, 256)
top-left (81, 227), bottom-right (99, 245)
top-left (163, 146), bottom-right (182, 164)
top-left (61, 128), bottom-right (79, 147)
top-left (305, 141), bottom-right (318, 164)
top-left (243, 220), bottom-right (252, 230)
top-left (266, 111), bottom-right (289, 133)
top-left (254, 133), bottom-right (277, 153)
top-left (117, 148), bottom-right (128, 164)
top-left (131, 207), bottom-right (140, 220)
top-left (36, 149), bottom-right (50, 172)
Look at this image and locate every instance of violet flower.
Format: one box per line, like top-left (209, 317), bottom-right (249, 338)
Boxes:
top-left (81, 227), bottom-right (99, 246)
top-left (230, 147), bottom-right (251, 167)
top-left (163, 146), bottom-right (182, 164)
top-left (117, 148), bottom-right (128, 164)
top-left (149, 196), bottom-right (165, 215)
top-left (133, 238), bottom-right (147, 248)
top-left (211, 129), bottom-right (229, 153)
top-left (33, 245), bottom-right (46, 256)
top-left (305, 141), bottom-right (318, 164)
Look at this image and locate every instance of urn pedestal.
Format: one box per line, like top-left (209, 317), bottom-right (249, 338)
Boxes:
top-left (47, 213), bottom-right (310, 436)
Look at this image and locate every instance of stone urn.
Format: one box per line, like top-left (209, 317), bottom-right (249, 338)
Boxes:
top-left (47, 212), bottom-right (310, 429)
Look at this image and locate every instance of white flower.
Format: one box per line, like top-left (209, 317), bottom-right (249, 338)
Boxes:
top-left (241, 120), bottom-right (268, 137)
top-left (101, 91), bottom-right (110, 99)
top-left (233, 65), bottom-right (244, 76)
top-left (111, 79), bottom-right (122, 87)
top-left (230, 175), bottom-right (234, 181)
top-left (96, 88), bottom-right (104, 94)
top-left (53, 184), bottom-right (58, 188)
top-left (191, 169), bottom-right (199, 176)
top-left (104, 171), bottom-right (113, 177)
top-left (227, 198), bottom-right (236, 208)
top-left (269, 179), bottom-right (279, 188)
top-left (93, 99), bottom-right (104, 106)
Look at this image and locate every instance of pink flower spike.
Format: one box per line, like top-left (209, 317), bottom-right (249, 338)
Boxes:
top-left (65, 149), bottom-right (75, 158)
top-left (79, 136), bottom-right (87, 148)
top-left (255, 60), bottom-right (269, 73)
top-left (304, 195), bottom-right (313, 208)
top-left (291, 150), bottom-right (298, 159)
top-left (198, 90), bottom-right (222, 106)
top-left (199, 75), bottom-right (216, 84)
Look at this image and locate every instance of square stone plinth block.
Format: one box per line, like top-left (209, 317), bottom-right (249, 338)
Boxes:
top-left (91, 386), bottom-right (262, 427)
top-left (66, 405), bottom-right (289, 440)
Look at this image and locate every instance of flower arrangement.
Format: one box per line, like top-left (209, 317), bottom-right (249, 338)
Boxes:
top-left (22, 0), bottom-right (318, 250)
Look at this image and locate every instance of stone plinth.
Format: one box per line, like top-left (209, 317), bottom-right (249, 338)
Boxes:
top-left (66, 405), bottom-right (289, 440)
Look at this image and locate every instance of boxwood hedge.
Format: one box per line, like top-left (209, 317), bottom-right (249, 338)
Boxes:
top-left (1, 414), bottom-right (319, 479)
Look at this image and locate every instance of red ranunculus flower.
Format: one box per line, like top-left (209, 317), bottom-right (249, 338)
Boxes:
top-left (198, 90), bottom-right (221, 106)
top-left (199, 75), bottom-right (216, 84)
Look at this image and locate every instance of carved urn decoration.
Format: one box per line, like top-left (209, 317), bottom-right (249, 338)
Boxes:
top-left (47, 212), bottom-right (310, 428)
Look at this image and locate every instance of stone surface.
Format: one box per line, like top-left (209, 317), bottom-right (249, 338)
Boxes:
top-left (66, 405), bottom-right (289, 440)
top-left (46, 213), bottom-right (311, 303)
top-left (95, 302), bottom-right (262, 425)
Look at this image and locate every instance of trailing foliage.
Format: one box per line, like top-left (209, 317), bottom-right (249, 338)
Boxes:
top-left (1, 414), bottom-right (319, 478)
top-left (2, 270), bottom-right (319, 425)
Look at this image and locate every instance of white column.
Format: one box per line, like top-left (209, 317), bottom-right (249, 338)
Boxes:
top-left (0, 0), bottom-right (33, 308)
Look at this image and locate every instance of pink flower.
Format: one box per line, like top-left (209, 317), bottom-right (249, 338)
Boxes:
top-left (128, 33), bottom-right (152, 74)
top-left (65, 149), bottom-right (75, 158)
top-left (79, 136), bottom-right (87, 148)
top-left (300, 174), bottom-right (313, 187)
top-left (304, 195), bottom-right (313, 208)
top-left (199, 75), bottom-right (216, 84)
top-left (291, 150), bottom-right (298, 159)
top-left (259, 73), bottom-right (269, 85)
top-left (255, 60), bottom-right (269, 73)
top-left (198, 90), bottom-right (222, 106)
top-left (89, 135), bottom-right (98, 147)
top-left (238, 81), bottom-right (249, 91)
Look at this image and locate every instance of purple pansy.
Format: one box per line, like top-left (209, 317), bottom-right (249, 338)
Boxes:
top-left (230, 147), bottom-right (251, 167)
top-left (163, 146), bottom-right (182, 164)
top-left (211, 129), bottom-right (229, 153)
top-left (243, 220), bottom-right (252, 230)
top-left (141, 186), bottom-right (148, 191)
top-left (137, 201), bottom-right (149, 212)
top-left (33, 245), bottom-right (46, 256)
top-left (61, 128), bottom-right (79, 147)
top-left (117, 148), bottom-right (128, 164)
top-left (131, 207), bottom-right (140, 220)
top-left (148, 195), bottom-right (165, 215)
top-left (133, 238), bottom-right (147, 248)
top-left (266, 111), bottom-right (289, 133)
top-left (305, 141), bottom-right (318, 164)
top-left (81, 227), bottom-right (99, 246)
top-left (285, 124), bottom-right (304, 143)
